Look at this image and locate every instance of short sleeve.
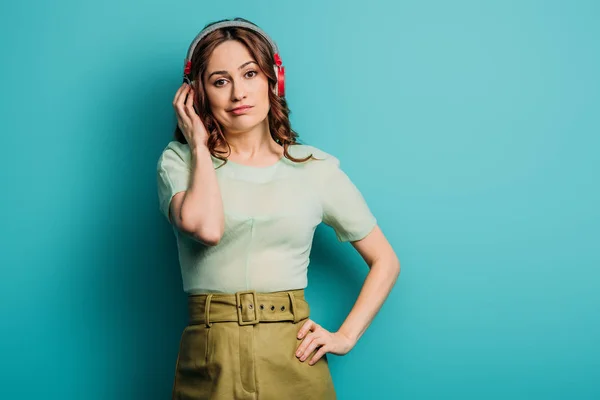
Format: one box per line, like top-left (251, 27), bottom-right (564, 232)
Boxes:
top-left (318, 153), bottom-right (377, 242)
top-left (156, 141), bottom-right (191, 223)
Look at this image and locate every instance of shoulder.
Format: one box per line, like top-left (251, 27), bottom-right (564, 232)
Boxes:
top-left (157, 141), bottom-right (192, 169)
top-left (286, 143), bottom-right (340, 167)
top-left (162, 140), bottom-right (191, 159)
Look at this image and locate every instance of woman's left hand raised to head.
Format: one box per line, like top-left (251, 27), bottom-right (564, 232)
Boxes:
top-left (295, 319), bottom-right (356, 366)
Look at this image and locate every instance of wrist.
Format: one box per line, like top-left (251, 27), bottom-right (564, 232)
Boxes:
top-left (191, 144), bottom-right (210, 157)
top-left (337, 329), bottom-right (359, 346)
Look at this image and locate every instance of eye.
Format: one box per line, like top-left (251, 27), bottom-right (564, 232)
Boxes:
top-left (213, 70), bottom-right (257, 88)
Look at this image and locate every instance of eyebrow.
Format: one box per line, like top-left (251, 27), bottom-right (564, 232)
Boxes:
top-left (207, 61), bottom-right (257, 79)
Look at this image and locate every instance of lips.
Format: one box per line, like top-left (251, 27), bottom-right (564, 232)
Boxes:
top-left (230, 105), bottom-right (252, 111)
top-left (229, 105), bottom-right (253, 114)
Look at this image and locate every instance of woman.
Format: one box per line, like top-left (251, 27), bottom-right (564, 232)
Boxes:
top-left (157, 17), bottom-right (400, 400)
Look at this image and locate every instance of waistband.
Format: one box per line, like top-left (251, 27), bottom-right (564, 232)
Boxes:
top-left (187, 289), bottom-right (310, 327)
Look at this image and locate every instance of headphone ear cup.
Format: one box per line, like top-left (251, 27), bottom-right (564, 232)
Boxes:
top-left (278, 65), bottom-right (285, 97)
top-left (272, 64), bottom-right (285, 97)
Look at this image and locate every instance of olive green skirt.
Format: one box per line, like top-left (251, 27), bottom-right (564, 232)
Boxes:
top-left (171, 289), bottom-right (337, 400)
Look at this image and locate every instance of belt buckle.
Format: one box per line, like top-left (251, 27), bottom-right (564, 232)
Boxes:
top-left (235, 290), bottom-right (260, 326)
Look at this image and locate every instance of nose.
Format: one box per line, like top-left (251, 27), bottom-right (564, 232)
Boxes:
top-left (231, 79), bottom-right (247, 102)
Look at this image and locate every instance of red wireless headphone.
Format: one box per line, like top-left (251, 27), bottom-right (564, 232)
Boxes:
top-left (183, 18), bottom-right (285, 97)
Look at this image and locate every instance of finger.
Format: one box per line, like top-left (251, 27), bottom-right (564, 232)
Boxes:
top-left (172, 84), bottom-right (185, 103)
top-left (300, 338), bottom-right (324, 362)
top-left (175, 90), bottom-right (192, 127)
top-left (295, 332), bottom-right (316, 357)
top-left (298, 332), bottom-right (324, 360)
top-left (297, 319), bottom-right (314, 339)
top-left (175, 105), bottom-right (191, 132)
top-left (309, 346), bottom-right (328, 366)
top-left (172, 84), bottom-right (189, 107)
top-left (184, 88), bottom-right (198, 120)
top-left (174, 84), bottom-right (191, 110)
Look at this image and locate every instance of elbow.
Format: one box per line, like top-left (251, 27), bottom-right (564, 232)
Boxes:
top-left (193, 225), bottom-right (223, 246)
top-left (371, 254), bottom-right (400, 278)
top-left (179, 219), bottom-right (223, 246)
top-left (391, 256), bottom-right (401, 278)
top-left (196, 229), bottom-right (222, 246)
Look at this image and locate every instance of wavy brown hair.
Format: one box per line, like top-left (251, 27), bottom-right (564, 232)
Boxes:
top-left (174, 19), bottom-right (315, 166)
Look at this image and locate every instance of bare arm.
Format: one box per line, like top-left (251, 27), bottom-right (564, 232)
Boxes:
top-left (170, 83), bottom-right (224, 246)
top-left (337, 225), bottom-right (400, 342)
top-left (170, 145), bottom-right (224, 246)
top-left (294, 225), bottom-right (400, 365)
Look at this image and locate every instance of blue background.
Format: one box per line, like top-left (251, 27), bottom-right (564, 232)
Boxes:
top-left (1, 0), bottom-right (598, 398)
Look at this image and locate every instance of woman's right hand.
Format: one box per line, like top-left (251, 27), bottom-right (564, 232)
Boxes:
top-left (173, 83), bottom-right (209, 150)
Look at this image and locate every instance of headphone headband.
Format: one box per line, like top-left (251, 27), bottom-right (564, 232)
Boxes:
top-left (185, 19), bottom-right (279, 63)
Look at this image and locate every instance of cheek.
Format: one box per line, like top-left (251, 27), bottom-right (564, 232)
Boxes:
top-left (205, 91), bottom-right (229, 119)
top-left (256, 80), bottom-right (271, 108)
top-left (206, 88), bottom-right (226, 108)
top-left (251, 75), bottom-right (269, 97)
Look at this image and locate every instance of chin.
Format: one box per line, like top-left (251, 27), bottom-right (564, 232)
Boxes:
top-left (222, 113), bottom-right (269, 132)
top-left (221, 119), bottom-right (257, 133)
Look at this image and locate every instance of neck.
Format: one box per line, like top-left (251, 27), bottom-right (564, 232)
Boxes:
top-left (221, 118), bottom-right (282, 161)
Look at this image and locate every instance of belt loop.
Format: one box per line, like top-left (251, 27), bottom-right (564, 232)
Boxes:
top-left (204, 294), bottom-right (213, 328)
top-left (287, 291), bottom-right (298, 323)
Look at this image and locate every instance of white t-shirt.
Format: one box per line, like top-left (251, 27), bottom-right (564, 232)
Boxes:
top-left (156, 140), bottom-right (377, 294)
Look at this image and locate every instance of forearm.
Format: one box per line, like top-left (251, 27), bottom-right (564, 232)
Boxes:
top-left (179, 145), bottom-right (224, 242)
top-left (337, 257), bottom-right (400, 344)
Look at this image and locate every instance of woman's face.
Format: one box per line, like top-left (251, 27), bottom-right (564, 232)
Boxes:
top-left (202, 40), bottom-right (271, 134)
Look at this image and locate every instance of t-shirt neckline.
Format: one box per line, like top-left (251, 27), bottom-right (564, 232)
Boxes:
top-left (211, 154), bottom-right (287, 182)
top-left (221, 155), bottom-right (285, 170)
